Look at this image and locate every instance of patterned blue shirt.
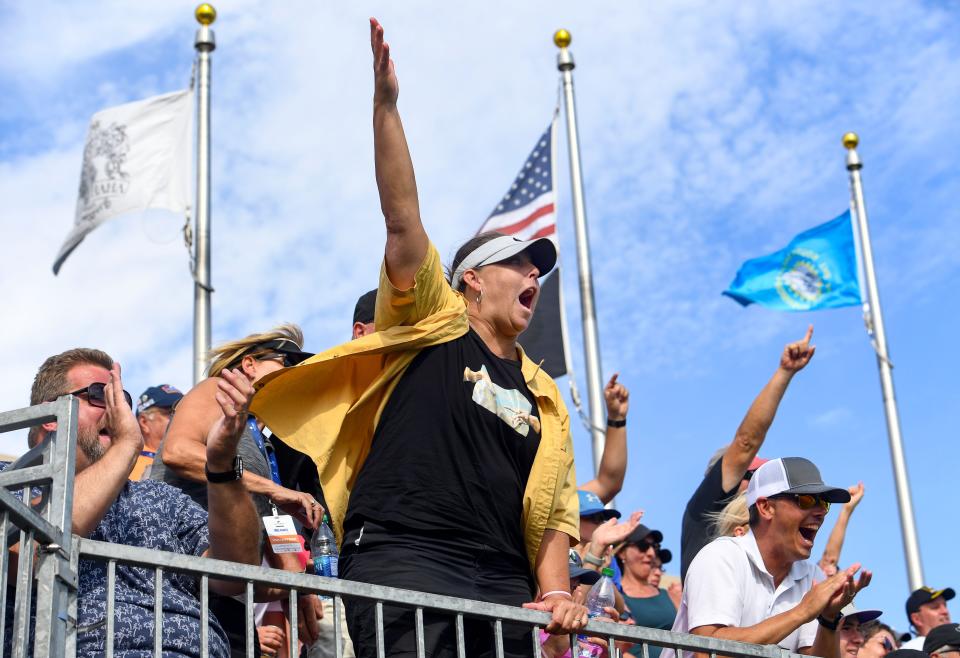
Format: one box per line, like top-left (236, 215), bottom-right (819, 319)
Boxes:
top-left (78, 479), bottom-right (229, 657)
top-left (2, 461), bottom-right (228, 658)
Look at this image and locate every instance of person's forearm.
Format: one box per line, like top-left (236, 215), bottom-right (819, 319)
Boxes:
top-left (73, 440), bottom-right (140, 537)
top-left (819, 508), bottom-right (853, 572)
top-left (374, 104), bottom-right (427, 289)
top-left (698, 605), bottom-right (809, 646)
top-left (803, 627), bottom-right (839, 658)
top-left (733, 367), bottom-right (793, 451)
top-left (535, 529), bottom-right (574, 596)
top-left (161, 433), bottom-right (280, 499)
top-left (593, 425), bottom-right (626, 504)
top-left (206, 478), bottom-right (261, 595)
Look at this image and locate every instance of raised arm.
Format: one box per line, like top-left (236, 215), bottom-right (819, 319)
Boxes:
top-left (818, 483), bottom-right (864, 576)
top-left (721, 326), bottom-right (815, 491)
top-left (579, 374), bottom-right (628, 504)
top-left (370, 17), bottom-right (428, 290)
top-left (203, 369), bottom-right (262, 593)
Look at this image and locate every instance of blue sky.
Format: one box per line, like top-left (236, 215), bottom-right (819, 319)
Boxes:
top-left (1, 0), bottom-right (957, 637)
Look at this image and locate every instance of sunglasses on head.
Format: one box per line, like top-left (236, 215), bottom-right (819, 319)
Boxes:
top-left (770, 493), bottom-right (831, 512)
top-left (65, 382), bottom-right (133, 409)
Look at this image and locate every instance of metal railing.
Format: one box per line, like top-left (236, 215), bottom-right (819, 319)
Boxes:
top-left (2, 399), bottom-right (801, 658)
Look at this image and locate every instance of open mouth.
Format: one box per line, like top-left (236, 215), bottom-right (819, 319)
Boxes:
top-left (98, 428), bottom-right (112, 442)
top-left (518, 287), bottom-right (536, 310)
top-left (798, 525), bottom-right (819, 546)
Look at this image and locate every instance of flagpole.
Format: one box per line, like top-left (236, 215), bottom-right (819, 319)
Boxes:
top-left (192, 4), bottom-right (216, 384)
top-left (843, 132), bottom-right (924, 590)
top-left (554, 30), bottom-right (606, 471)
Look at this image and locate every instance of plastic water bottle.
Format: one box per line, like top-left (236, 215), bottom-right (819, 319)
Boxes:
top-left (578, 567), bottom-right (616, 644)
top-left (310, 515), bottom-right (339, 581)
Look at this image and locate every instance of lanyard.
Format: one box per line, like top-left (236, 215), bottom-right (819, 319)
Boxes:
top-left (246, 417), bottom-right (282, 486)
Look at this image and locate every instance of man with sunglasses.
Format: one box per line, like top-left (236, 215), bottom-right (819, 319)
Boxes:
top-left (680, 326), bottom-right (816, 583)
top-left (8, 347), bottom-right (261, 657)
top-left (664, 457), bottom-right (872, 658)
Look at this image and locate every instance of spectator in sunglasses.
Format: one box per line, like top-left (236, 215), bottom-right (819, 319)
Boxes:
top-left (680, 327), bottom-right (816, 583)
top-left (860, 622), bottom-right (900, 658)
top-left (151, 324), bottom-right (326, 655)
top-left (665, 457), bottom-right (871, 658)
top-left (614, 525), bottom-right (677, 657)
top-left (6, 347), bottom-right (260, 656)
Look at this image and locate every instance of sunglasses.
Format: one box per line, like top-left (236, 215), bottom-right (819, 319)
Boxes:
top-left (568, 549), bottom-right (583, 567)
top-left (881, 638), bottom-right (895, 652)
top-left (771, 493), bottom-right (831, 512)
top-left (65, 383), bottom-right (133, 409)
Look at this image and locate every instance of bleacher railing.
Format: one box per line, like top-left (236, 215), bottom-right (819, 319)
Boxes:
top-left (2, 399), bottom-right (800, 658)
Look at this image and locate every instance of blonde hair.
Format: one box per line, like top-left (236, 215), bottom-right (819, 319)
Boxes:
top-left (206, 323), bottom-right (304, 378)
top-left (706, 491), bottom-right (749, 539)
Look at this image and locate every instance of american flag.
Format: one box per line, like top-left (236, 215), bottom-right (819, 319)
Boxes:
top-left (475, 119), bottom-right (568, 378)
top-left (477, 121), bottom-right (556, 242)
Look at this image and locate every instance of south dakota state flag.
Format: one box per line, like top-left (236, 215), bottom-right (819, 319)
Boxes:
top-left (724, 211), bottom-right (861, 311)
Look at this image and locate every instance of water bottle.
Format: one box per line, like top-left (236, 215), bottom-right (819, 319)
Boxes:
top-left (578, 567), bottom-right (616, 644)
top-left (310, 515), bottom-right (339, 581)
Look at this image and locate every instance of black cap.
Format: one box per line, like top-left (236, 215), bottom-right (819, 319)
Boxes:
top-left (257, 338), bottom-right (314, 367)
top-left (907, 587), bottom-right (956, 617)
top-left (924, 624), bottom-right (960, 654)
top-left (353, 289), bottom-right (377, 325)
top-left (619, 524), bottom-right (672, 564)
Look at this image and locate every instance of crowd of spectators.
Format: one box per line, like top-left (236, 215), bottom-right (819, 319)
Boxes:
top-left (1, 16), bottom-right (953, 658)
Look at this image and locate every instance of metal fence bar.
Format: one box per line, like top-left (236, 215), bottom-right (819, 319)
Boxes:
top-left (200, 575), bottom-right (209, 658)
top-left (415, 606), bottom-right (425, 658)
top-left (494, 618), bottom-right (504, 658)
top-left (153, 567), bottom-right (163, 658)
top-left (12, 525), bottom-right (35, 658)
top-left (456, 613), bottom-right (466, 658)
top-left (106, 560), bottom-right (116, 658)
top-left (375, 600), bottom-right (385, 658)
top-left (333, 594), bottom-right (344, 658)
top-left (289, 588), bottom-right (299, 654)
top-left (0, 510), bottom-right (8, 653)
top-left (246, 580), bottom-right (255, 658)
top-left (530, 626), bottom-right (541, 658)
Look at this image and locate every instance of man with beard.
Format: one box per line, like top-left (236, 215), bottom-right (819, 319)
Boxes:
top-left (7, 348), bottom-right (260, 657)
top-left (664, 457), bottom-right (872, 658)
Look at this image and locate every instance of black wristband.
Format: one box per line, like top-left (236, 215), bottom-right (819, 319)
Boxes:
top-left (205, 456), bottom-right (243, 483)
top-left (817, 613), bottom-right (841, 631)
top-left (607, 418), bottom-right (626, 428)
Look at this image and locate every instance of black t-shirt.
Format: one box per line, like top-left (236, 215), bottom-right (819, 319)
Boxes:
top-left (345, 329), bottom-right (541, 564)
top-left (679, 456), bottom-right (738, 583)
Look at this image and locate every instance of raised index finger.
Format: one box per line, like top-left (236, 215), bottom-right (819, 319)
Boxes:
top-left (801, 324), bottom-right (814, 346)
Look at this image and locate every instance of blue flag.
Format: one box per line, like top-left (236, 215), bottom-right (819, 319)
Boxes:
top-left (724, 211), bottom-right (861, 311)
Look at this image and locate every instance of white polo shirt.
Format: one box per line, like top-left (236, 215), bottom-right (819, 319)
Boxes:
top-left (662, 533), bottom-right (818, 658)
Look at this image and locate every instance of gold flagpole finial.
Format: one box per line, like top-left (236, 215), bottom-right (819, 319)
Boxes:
top-left (554, 29), bottom-right (572, 49)
top-left (195, 4), bottom-right (217, 25)
top-left (842, 132), bottom-right (859, 150)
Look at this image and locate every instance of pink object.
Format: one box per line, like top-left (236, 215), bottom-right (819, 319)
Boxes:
top-left (748, 456), bottom-right (769, 471)
top-left (295, 535), bottom-right (309, 571)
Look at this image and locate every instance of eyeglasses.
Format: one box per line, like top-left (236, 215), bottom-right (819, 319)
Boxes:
top-left (881, 638), bottom-right (895, 651)
top-left (770, 493), bottom-right (831, 512)
top-left (64, 383), bottom-right (133, 409)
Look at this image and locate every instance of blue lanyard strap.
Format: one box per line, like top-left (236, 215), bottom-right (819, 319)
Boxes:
top-left (246, 417), bottom-right (282, 486)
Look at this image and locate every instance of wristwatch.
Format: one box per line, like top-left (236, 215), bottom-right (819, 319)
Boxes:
top-left (817, 612), bottom-right (842, 631)
top-left (205, 456), bottom-right (244, 483)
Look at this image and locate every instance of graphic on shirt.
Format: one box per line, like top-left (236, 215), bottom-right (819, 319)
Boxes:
top-left (464, 366), bottom-right (540, 436)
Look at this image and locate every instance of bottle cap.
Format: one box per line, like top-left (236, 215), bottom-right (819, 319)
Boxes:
top-left (601, 567), bottom-right (614, 577)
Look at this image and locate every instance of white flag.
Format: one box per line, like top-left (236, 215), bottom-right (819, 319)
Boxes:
top-left (53, 89), bottom-right (193, 274)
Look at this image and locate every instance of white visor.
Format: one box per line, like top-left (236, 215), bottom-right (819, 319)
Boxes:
top-left (449, 235), bottom-right (557, 291)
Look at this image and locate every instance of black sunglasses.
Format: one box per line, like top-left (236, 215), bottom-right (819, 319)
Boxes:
top-left (65, 382), bottom-right (133, 409)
